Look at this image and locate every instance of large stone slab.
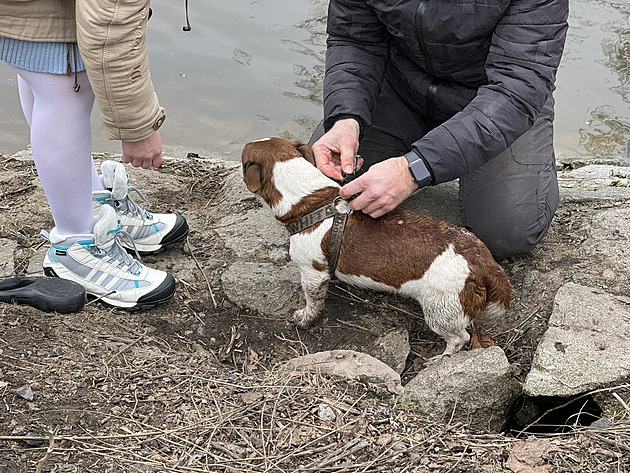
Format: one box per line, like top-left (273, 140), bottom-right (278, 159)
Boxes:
top-left (221, 261), bottom-right (302, 317)
top-left (365, 327), bottom-right (410, 376)
top-left (557, 164), bottom-right (630, 203)
top-left (403, 346), bottom-right (521, 432)
top-left (216, 208), bottom-right (289, 263)
top-left (581, 207), bottom-right (630, 268)
top-left (524, 283), bottom-right (630, 397)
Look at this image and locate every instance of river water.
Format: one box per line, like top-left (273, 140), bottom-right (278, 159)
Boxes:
top-left (0, 0), bottom-right (628, 161)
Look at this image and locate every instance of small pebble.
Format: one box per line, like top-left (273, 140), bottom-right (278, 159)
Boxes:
top-left (589, 417), bottom-right (612, 429)
top-left (317, 403), bottom-right (336, 423)
top-left (391, 441), bottom-right (407, 452)
top-left (375, 433), bottom-right (392, 446)
top-left (15, 385), bottom-right (34, 401)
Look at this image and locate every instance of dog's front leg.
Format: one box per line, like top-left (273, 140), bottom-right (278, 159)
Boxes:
top-left (293, 266), bottom-right (329, 329)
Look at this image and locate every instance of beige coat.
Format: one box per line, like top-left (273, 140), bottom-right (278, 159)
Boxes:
top-left (0, 0), bottom-right (165, 142)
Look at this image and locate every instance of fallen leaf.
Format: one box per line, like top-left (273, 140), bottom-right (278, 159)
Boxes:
top-left (506, 438), bottom-right (555, 473)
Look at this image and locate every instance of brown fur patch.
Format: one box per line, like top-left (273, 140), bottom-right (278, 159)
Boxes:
top-left (242, 138), bottom-right (305, 209)
top-left (243, 162), bottom-right (263, 192)
top-left (312, 259), bottom-right (327, 272)
top-left (459, 244), bottom-right (511, 321)
top-left (296, 143), bottom-right (316, 165)
top-left (332, 208), bottom-right (454, 288)
top-left (458, 271), bottom-right (488, 321)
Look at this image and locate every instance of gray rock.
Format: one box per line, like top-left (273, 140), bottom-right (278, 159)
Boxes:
top-left (558, 164), bottom-right (630, 202)
top-left (216, 209), bottom-right (289, 263)
top-left (366, 327), bottom-right (410, 375)
top-left (15, 384), bottom-right (34, 401)
top-left (560, 163), bottom-right (630, 182)
top-left (221, 261), bottom-right (302, 316)
top-left (524, 283), bottom-right (630, 398)
top-left (581, 207), bottom-right (630, 268)
top-left (26, 246), bottom-right (46, 275)
top-left (0, 238), bottom-right (17, 278)
top-left (317, 403), bottom-right (337, 423)
top-left (403, 346), bottom-right (521, 432)
top-left (285, 349), bottom-right (403, 395)
top-left (588, 417), bottom-right (613, 430)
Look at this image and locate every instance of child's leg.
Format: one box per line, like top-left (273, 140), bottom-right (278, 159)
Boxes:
top-left (13, 67), bottom-right (100, 235)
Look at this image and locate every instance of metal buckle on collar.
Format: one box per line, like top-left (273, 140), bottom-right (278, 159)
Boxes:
top-left (332, 196), bottom-right (352, 215)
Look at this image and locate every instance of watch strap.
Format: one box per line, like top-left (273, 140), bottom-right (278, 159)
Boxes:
top-left (403, 150), bottom-right (433, 187)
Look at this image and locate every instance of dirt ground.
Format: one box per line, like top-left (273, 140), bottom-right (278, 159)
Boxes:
top-left (1, 152), bottom-right (629, 472)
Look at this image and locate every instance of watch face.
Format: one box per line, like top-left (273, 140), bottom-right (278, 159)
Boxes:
top-left (409, 158), bottom-right (432, 186)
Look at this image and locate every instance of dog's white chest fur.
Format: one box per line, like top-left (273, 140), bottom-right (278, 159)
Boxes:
top-left (289, 220), bottom-right (333, 267)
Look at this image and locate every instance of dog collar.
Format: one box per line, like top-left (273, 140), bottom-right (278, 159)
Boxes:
top-left (285, 197), bottom-right (351, 276)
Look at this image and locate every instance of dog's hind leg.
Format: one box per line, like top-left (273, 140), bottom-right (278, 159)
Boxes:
top-left (293, 267), bottom-right (330, 329)
top-left (421, 296), bottom-right (470, 358)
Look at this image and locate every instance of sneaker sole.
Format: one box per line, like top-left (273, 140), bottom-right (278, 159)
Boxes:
top-left (0, 276), bottom-right (86, 313)
top-left (44, 267), bottom-right (176, 311)
top-left (131, 215), bottom-right (190, 256)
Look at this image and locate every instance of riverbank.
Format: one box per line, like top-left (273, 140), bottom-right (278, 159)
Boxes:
top-left (1, 146), bottom-right (629, 472)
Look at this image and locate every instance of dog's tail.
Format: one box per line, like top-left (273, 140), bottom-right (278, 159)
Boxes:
top-left (477, 264), bottom-right (511, 324)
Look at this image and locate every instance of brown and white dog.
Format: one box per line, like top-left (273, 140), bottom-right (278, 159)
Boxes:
top-left (242, 137), bottom-right (511, 356)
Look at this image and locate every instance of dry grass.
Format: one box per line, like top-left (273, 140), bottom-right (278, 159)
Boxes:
top-left (2, 354), bottom-right (630, 473)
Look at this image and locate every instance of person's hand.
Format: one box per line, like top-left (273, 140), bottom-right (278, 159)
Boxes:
top-left (311, 118), bottom-right (360, 180)
top-left (339, 156), bottom-right (419, 218)
top-left (121, 131), bottom-right (163, 169)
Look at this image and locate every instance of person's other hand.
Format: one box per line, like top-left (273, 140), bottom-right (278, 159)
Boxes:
top-left (311, 118), bottom-right (360, 180)
top-left (121, 131), bottom-right (163, 169)
top-left (339, 156), bottom-right (419, 218)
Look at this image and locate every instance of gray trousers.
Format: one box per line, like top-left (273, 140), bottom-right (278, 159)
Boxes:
top-left (310, 80), bottom-right (559, 258)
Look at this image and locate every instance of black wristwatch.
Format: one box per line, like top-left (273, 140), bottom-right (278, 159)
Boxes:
top-left (403, 150), bottom-right (433, 187)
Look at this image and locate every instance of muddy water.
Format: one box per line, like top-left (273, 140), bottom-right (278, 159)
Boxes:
top-left (0, 0), bottom-right (628, 161)
top-left (554, 0), bottom-right (630, 160)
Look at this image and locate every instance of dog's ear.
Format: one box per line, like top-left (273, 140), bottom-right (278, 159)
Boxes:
top-left (296, 143), bottom-right (316, 166)
top-left (243, 163), bottom-right (263, 193)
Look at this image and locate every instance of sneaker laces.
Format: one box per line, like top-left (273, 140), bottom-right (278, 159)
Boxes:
top-left (110, 186), bottom-right (153, 220)
top-left (92, 227), bottom-right (143, 274)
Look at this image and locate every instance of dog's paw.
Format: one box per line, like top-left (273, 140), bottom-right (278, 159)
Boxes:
top-left (293, 308), bottom-right (319, 329)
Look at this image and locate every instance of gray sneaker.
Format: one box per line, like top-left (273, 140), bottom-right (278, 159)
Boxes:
top-left (92, 161), bottom-right (189, 255)
top-left (42, 204), bottom-right (176, 310)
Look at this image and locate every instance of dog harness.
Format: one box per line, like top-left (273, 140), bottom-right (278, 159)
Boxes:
top-left (285, 197), bottom-right (352, 276)
top-left (285, 155), bottom-right (362, 276)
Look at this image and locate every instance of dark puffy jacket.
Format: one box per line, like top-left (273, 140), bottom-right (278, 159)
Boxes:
top-left (323, 0), bottom-right (569, 184)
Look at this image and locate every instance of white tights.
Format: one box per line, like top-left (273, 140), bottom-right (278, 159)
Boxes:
top-left (13, 66), bottom-right (104, 235)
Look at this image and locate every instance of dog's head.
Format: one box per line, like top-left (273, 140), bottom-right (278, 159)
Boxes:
top-left (241, 137), bottom-right (314, 206)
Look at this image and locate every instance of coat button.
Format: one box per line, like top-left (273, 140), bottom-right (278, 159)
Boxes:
top-left (153, 113), bottom-right (166, 130)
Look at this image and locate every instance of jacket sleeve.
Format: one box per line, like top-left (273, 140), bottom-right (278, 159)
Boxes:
top-left (323, 0), bottom-right (390, 135)
top-left (76, 0), bottom-right (165, 142)
top-left (413, 0), bottom-right (569, 184)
